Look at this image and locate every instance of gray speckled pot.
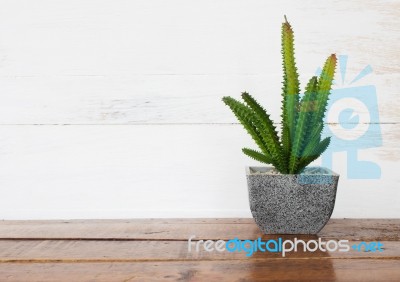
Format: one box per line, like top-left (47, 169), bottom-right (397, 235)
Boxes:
top-left (246, 166), bottom-right (339, 234)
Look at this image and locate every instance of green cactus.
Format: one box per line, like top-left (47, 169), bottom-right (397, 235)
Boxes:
top-left (222, 17), bottom-right (336, 174)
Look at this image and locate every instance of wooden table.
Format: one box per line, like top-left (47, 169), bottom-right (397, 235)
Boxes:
top-left (0, 219), bottom-right (399, 281)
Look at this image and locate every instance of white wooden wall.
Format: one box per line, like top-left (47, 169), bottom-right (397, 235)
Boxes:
top-left (0, 0), bottom-right (398, 219)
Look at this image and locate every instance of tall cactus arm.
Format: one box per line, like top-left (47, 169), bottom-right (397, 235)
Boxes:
top-left (241, 92), bottom-right (287, 172)
top-left (281, 16), bottom-right (301, 161)
top-left (296, 137), bottom-right (331, 173)
top-left (242, 148), bottom-right (273, 164)
top-left (312, 136), bottom-right (331, 157)
top-left (300, 122), bottom-right (324, 158)
top-left (222, 97), bottom-right (271, 159)
top-left (281, 77), bottom-right (290, 160)
top-left (311, 54), bottom-right (337, 133)
top-left (289, 76), bottom-right (318, 173)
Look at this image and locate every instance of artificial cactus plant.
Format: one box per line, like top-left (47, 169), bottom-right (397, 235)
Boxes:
top-left (222, 17), bottom-right (337, 174)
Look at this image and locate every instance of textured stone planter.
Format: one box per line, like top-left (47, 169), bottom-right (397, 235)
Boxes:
top-left (246, 166), bottom-right (339, 234)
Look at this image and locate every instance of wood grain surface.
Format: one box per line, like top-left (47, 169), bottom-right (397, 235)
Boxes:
top-left (0, 219), bottom-right (399, 241)
top-left (0, 219), bottom-right (399, 281)
top-left (1, 260), bottom-right (399, 282)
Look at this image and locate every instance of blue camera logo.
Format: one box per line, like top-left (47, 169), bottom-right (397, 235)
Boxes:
top-left (321, 55), bottom-right (382, 179)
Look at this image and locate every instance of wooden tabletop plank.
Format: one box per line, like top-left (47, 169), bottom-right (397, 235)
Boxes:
top-left (0, 219), bottom-right (399, 281)
top-left (0, 218), bottom-right (255, 224)
top-left (0, 240), bottom-right (398, 262)
top-left (0, 219), bottom-right (399, 241)
top-left (1, 260), bottom-right (399, 282)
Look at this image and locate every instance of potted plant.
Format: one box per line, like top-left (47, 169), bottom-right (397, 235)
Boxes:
top-left (222, 17), bottom-right (339, 234)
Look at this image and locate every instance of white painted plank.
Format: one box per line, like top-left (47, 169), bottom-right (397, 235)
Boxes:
top-left (0, 0), bottom-right (397, 76)
top-left (0, 0), bottom-right (398, 124)
top-left (0, 124), bottom-right (398, 219)
top-left (0, 74), bottom-right (396, 124)
top-left (0, 0), bottom-right (398, 220)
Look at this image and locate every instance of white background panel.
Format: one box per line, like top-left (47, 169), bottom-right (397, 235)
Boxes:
top-left (0, 0), bottom-right (398, 219)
